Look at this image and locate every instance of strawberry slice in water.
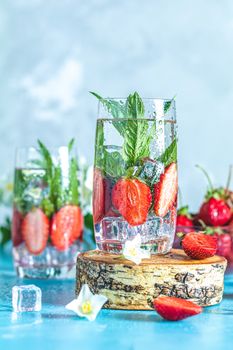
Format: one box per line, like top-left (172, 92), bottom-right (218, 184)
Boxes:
top-left (153, 296), bottom-right (202, 321)
top-left (21, 208), bottom-right (49, 255)
top-left (112, 178), bottom-right (152, 226)
top-left (51, 205), bottom-right (83, 251)
top-left (154, 162), bottom-right (178, 217)
top-left (93, 168), bottom-right (105, 224)
top-left (12, 207), bottom-right (24, 247)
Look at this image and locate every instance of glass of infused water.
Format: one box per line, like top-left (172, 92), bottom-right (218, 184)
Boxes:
top-left (92, 92), bottom-right (178, 254)
top-left (12, 140), bottom-right (83, 278)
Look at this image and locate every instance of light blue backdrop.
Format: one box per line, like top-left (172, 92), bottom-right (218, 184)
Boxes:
top-left (1, 0), bottom-right (232, 211)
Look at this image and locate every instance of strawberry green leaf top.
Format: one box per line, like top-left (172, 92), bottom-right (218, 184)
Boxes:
top-left (177, 205), bottom-right (192, 219)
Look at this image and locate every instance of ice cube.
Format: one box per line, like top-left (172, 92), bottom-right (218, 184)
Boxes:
top-left (138, 158), bottom-right (164, 185)
top-left (12, 285), bottom-right (42, 312)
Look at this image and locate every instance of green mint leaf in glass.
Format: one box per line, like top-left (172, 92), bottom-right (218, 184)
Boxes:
top-left (125, 92), bottom-right (145, 118)
top-left (94, 119), bottom-right (105, 169)
top-left (122, 92), bottom-right (153, 165)
top-left (90, 91), bottom-right (126, 135)
top-left (68, 157), bottom-right (79, 205)
top-left (0, 216), bottom-right (11, 246)
top-left (158, 138), bottom-right (177, 167)
top-left (68, 138), bottom-right (75, 153)
top-left (122, 119), bottom-right (151, 164)
top-left (41, 197), bottom-right (55, 217)
top-left (164, 95), bottom-right (176, 114)
top-left (103, 150), bottom-right (125, 178)
top-left (37, 140), bottom-right (53, 180)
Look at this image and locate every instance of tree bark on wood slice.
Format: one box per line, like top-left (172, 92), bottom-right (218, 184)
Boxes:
top-left (76, 249), bottom-right (227, 310)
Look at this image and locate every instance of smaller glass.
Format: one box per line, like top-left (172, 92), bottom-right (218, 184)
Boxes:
top-left (12, 144), bottom-right (83, 278)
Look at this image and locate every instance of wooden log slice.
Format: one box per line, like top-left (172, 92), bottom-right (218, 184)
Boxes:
top-left (76, 249), bottom-right (227, 310)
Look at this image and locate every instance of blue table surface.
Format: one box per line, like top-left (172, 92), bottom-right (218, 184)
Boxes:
top-left (1, 248), bottom-right (233, 350)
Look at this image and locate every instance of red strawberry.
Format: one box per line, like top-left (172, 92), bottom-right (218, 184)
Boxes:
top-left (21, 208), bottom-right (49, 255)
top-left (177, 206), bottom-right (193, 226)
top-left (93, 168), bottom-right (105, 224)
top-left (213, 232), bottom-right (232, 257)
top-left (112, 178), bottom-right (152, 226)
top-left (154, 162), bottom-right (178, 217)
top-left (153, 296), bottom-right (202, 321)
top-left (182, 231), bottom-right (217, 259)
top-left (197, 165), bottom-right (232, 226)
top-left (12, 207), bottom-right (24, 247)
top-left (199, 198), bottom-right (231, 226)
top-left (51, 205), bottom-right (83, 251)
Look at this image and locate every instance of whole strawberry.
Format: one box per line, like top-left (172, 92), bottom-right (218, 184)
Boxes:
top-left (176, 206), bottom-right (193, 227)
top-left (213, 230), bottom-right (232, 257)
top-left (194, 221), bottom-right (232, 259)
top-left (197, 165), bottom-right (232, 226)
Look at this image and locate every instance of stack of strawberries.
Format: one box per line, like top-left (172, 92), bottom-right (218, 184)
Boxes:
top-left (176, 166), bottom-right (233, 262)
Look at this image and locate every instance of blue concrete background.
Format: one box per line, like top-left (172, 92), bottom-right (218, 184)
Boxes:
top-left (1, 0), bottom-right (233, 211)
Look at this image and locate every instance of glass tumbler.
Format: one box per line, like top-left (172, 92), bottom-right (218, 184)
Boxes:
top-left (93, 98), bottom-right (178, 254)
top-left (12, 145), bottom-right (83, 278)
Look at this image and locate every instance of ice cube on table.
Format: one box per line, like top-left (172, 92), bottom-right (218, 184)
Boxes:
top-left (12, 285), bottom-right (42, 312)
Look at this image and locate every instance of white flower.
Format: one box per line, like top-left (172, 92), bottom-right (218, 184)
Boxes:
top-left (65, 284), bottom-right (108, 321)
top-left (122, 234), bottom-right (151, 265)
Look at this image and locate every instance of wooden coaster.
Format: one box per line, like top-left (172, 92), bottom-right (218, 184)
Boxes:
top-left (76, 249), bottom-right (227, 310)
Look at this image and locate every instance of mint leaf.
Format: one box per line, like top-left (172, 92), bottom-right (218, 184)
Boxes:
top-left (125, 92), bottom-right (144, 118)
top-left (0, 217), bottom-right (11, 246)
top-left (158, 138), bottom-right (177, 167)
top-left (103, 150), bottom-right (125, 178)
top-left (37, 140), bottom-right (53, 180)
top-left (122, 92), bottom-right (152, 165)
top-left (68, 138), bottom-right (75, 153)
top-left (164, 96), bottom-right (176, 114)
top-left (41, 197), bottom-right (54, 217)
top-left (68, 157), bottom-right (79, 205)
top-left (95, 120), bottom-right (105, 168)
top-left (90, 91), bottom-right (126, 135)
top-left (122, 119), bottom-right (151, 164)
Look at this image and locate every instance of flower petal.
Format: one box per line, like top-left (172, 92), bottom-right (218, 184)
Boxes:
top-left (132, 234), bottom-right (142, 247)
top-left (76, 284), bottom-right (93, 305)
top-left (86, 294), bottom-right (108, 321)
top-left (65, 284), bottom-right (108, 321)
top-left (65, 299), bottom-right (80, 313)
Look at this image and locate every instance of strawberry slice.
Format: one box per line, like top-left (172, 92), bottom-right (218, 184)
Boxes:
top-left (93, 168), bottom-right (105, 224)
top-left (154, 162), bottom-right (178, 217)
top-left (112, 178), bottom-right (152, 226)
top-left (12, 207), bottom-right (24, 247)
top-left (21, 208), bottom-right (49, 255)
top-left (51, 205), bottom-right (83, 251)
top-left (153, 296), bottom-right (202, 321)
top-left (182, 231), bottom-right (217, 259)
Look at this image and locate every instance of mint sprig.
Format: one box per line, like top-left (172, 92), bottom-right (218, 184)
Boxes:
top-left (92, 91), bottom-right (177, 180)
top-left (37, 139), bottom-right (80, 215)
